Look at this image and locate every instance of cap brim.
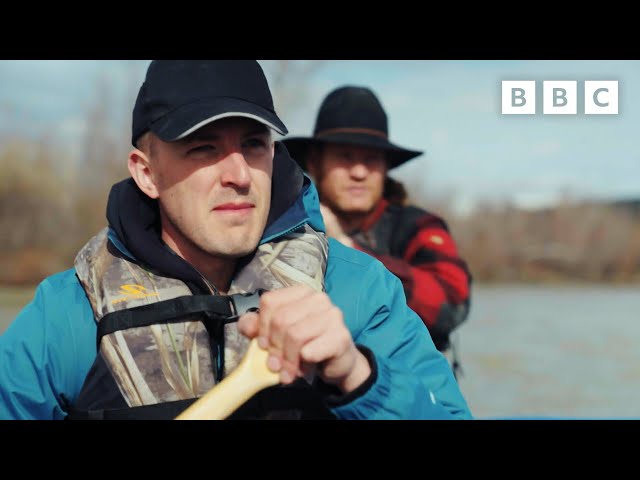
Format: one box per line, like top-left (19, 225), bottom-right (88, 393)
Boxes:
top-left (149, 97), bottom-right (288, 141)
top-left (282, 133), bottom-right (422, 170)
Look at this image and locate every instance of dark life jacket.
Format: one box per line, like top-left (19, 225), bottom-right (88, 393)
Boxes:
top-left (66, 225), bottom-right (338, 420)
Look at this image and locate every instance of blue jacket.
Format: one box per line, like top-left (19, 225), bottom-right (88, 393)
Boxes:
top-left (0, 144), bottom-right (472, 420)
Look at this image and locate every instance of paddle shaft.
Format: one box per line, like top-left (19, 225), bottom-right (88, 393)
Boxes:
top-left (175, 338), bottom-right (280, 420)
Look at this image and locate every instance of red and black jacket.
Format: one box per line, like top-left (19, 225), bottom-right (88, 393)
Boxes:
top-left (350, 199), bottom-right (472, 352)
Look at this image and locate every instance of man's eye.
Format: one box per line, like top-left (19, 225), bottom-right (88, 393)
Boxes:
top-left (189, 145), bottom-right (215, 154)
top-left (245, 138), bottom-right (267, 148)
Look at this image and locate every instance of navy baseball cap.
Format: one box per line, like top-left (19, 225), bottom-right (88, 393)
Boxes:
top-left (131, 60), bottom-right (288, 147)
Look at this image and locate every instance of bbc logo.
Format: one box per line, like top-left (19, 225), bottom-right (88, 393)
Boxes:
top-left (501, 81), bottom-right (619, 115)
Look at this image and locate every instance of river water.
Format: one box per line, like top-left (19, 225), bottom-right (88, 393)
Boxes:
top-left (455, 284), bottom-right (640, 419)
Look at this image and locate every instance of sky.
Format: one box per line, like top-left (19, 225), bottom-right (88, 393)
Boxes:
top-left (1, 60), bottom-right (638, 215)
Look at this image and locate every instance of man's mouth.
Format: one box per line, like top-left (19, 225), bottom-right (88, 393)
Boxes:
top-left (346, 187), bottom-right (368, 195)
top-left (214, 202), bottom-right (254, 210)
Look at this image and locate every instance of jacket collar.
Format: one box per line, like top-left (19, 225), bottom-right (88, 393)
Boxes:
top-left (357, 198), bottom-right (389, 233)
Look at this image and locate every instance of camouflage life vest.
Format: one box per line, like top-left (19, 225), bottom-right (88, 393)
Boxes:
top-left (69, 224), bottom-right (328, 419)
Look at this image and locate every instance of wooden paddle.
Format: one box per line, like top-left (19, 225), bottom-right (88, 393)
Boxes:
top-left (175, 337), bottom-right (280, 420)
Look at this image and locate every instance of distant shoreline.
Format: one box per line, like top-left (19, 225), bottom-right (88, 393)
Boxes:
top-left (0, 286), bottom-right (36, 307)
top-left (1, 279), bottom-right (639, 305)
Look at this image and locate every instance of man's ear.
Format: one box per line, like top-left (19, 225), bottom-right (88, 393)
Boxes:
top-left (128, 148), bottom-right (159, 199)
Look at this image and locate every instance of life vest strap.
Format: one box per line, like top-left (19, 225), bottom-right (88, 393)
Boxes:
top-left (97, 291), bottom-right (265, 346)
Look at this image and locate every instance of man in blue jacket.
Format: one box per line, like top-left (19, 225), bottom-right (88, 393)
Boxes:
top-left (0, 60), bottom-right (472, 420)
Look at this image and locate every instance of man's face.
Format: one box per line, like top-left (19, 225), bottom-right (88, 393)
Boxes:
top-left (143, 117), bottom-right (274, 260)
top-left (309, 143), bottom-right (387, 215)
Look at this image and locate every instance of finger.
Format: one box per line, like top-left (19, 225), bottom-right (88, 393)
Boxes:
top-left (279, 307), bottom-right (333, 380)
top-left (256, 285), bottom-right (315, 349)
top-left (236, 311), bottom-right (260, 339)
top-left (268, 290), bottom-right (328, 353)
top-left (300, 331), bottom-right (349, 364)
top-left (299, 316), bottom-right (353, 375)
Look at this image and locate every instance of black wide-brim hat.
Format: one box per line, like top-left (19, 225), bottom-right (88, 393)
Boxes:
top-left (282, 86), bottom-right (422, 170)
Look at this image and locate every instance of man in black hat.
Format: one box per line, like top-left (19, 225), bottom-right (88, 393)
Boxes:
top-left (0, 62), bottom-right (472, 420)
top-left (283, 86), bottom-right (472, 375)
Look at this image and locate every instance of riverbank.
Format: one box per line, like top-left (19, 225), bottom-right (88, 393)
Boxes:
top-left (0, 286), bottom-right (35, 334)
top-left (0, 286), bottom-right (35, 306)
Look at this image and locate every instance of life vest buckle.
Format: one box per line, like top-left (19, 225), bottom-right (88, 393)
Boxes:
top-left (227, 289), bottom-right (265, 322)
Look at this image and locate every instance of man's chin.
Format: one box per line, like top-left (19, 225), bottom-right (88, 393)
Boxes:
top-left (202, 236), bottom-right (260, 259)
top-left (338, 204), bottom-right (375, 215)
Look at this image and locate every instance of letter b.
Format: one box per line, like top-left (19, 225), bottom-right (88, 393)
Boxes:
top-left (543, 81), bottom-right (577, 114)
top-left (512, 88), bottom-right (527, 106)
top-left (502, 81), bottom-right (536, 114)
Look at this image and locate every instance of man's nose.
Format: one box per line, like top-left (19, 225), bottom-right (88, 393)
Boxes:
top-left (220, 152), bottom-right (251, 188)
top-left (349, 160), bottom-right (369, 179)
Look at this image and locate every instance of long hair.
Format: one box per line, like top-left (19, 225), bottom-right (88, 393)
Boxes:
top-left (383, 176), bottom-right (408, 206)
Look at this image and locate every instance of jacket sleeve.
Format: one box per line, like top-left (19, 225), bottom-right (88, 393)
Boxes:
top-left (328, 261), bottom-right (473, 420)
top-left (353, 221), bottom-right (471, 346)
top-left (0, 272), bottom-right (94, 420)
